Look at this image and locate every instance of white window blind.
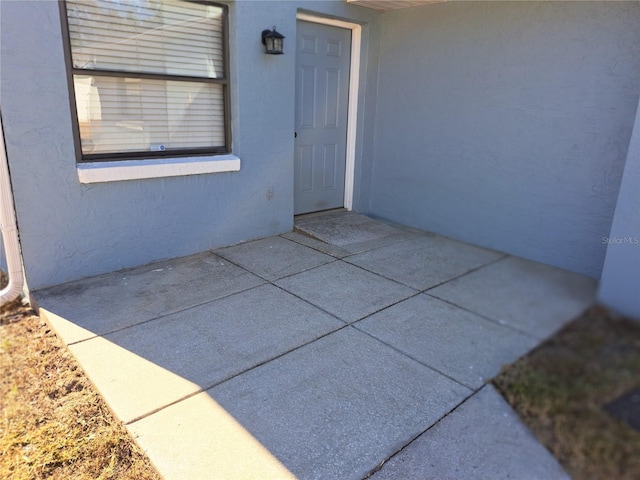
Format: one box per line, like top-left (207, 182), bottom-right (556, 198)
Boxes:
top-left (65, 0), bottom-right (229, 159)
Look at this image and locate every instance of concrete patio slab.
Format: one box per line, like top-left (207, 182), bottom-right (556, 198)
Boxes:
top-left (338, 231), bottom-right (416, 255)
top-left (370, 385), bottom-right (570, 480)
top-left (206, 327), bottom-right (472, 479)
top-left (33, 212), bottom-right (599, 480)
top-left (36, 252), bottom-right (264, 343)
top-left (281, 231), bottom-right (352, 258)
top-left (428, 256), bottom-right (597, 339)
top-left (356, 294), bottom-right (538, 389)
top-left (346, 234), bottom-right (504, 290)
top-left (129, 391), bottom-right (297, 480)
top-left (66, 284), bottom-right (344, 423)
top-left (216, 236), bottom-right (335, 281)
top-left (68, 335), bottom-right (201, 425)
top-left (294, 211), bottom-right (401, 246)
top-left (275, 261), bottom-right (416, 323)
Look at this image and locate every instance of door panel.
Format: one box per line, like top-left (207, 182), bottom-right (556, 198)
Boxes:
top-left (294, 21), bottom-right (351, 215)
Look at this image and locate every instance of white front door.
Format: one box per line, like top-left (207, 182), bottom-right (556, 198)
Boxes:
top-left (294, 20), bottom-right (351, 215)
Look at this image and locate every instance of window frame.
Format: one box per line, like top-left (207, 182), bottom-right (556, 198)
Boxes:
top-left (60, 0), bottom-right (232, 163)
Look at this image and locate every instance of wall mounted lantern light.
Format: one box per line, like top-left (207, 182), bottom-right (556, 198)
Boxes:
top-left (262, 26), bottom-right (285, 55)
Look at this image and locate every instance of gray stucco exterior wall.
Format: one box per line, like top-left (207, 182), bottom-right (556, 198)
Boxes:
top-left (368, 1), bottom-right (640, 278)
top-left (0, 0), bottom-right (380, 290)
top-left (598, 98), bottom-right (640, 319)
top-left (3, 0), bottom-right (639, 299)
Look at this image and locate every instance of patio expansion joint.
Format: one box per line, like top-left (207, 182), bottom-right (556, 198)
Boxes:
top-left (338, 258), bottom-right (423, 289)
top-left (341, 233), bottom-right (418, 255)
top-left (283, 228), bottom-right (416, 260)
top-left (214, 237), bottom-right (338, 280)
top-left (64, 332), bottom-right (99, 346)
top-left (291, 224), bottom-right (328, 244)
top-left (346, 288), bottom-right (423, 323)
top-left (262, 257), bottom-right (342, 283)
top-left (419, 253), bottom-right (510, 293)
top-left (360, 388), bottom-right (480, 480)
top-left (350, 321), bottom-right (478, 391)
top-left (124, 322), bottom-right (353, 425)
top-left (63, 280), bottom-right (271, 346)
top-left (271, 260), bottom-right (423, 325)
top-left (338, 250), bottom-right (507, 293)
top-left (422, 291), bottom-right (542, 342)
top-left (280, 231), bottom-right (355, 259)
top-left (214, 239), bottom-right (351, 284)
top-left (416, 253), bottom-right (546, 341)
top-left (269, 281), bottom-right (350, 324)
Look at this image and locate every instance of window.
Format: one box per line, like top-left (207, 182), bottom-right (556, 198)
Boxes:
top-left (63, 0), bottom-right (230, 162)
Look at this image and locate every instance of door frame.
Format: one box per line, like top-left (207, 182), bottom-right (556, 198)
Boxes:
top-left (296, 12), bottom-right (361, 211)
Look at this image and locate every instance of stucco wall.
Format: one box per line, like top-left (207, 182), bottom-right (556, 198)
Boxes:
top-left (598, 98), bottom-right (640, 319)
top-left (0, 0), bottom-right (380, 289)
top-left (369, 1), bottom-right (640, 277)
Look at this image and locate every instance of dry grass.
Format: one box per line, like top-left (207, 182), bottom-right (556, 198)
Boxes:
top-left (1, 291), bottom-right (162, 479)
top-left (494, 305), bottom-right (640, 480)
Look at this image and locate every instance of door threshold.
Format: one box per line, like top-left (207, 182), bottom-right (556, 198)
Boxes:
top-left (294, 208), bottom-right (348, 221)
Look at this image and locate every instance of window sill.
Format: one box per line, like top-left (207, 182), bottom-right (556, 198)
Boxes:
top-left (77, 155), bottom-right (241, 184)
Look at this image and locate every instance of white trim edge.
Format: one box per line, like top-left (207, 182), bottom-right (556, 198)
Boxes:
top-left (296, 12), bottom-right (361, 211)
top-left (77, 154), bottom-right (241, 184)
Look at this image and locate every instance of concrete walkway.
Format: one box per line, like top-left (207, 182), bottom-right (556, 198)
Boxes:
top-left (36, 211), bottom-right (596, 479)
